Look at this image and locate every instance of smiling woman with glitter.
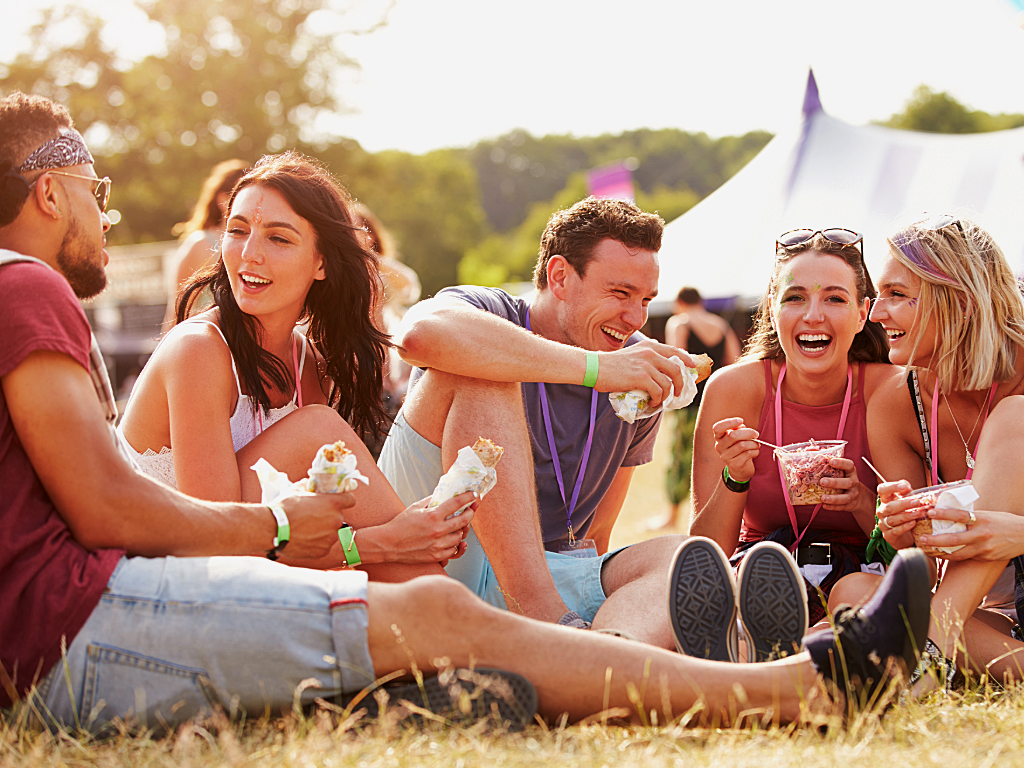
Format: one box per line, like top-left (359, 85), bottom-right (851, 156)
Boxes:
top-left (833, 214), bottom-right (1024, 690)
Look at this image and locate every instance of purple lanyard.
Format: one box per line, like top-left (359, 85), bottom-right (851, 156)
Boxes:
top-left (525, 308), bottom-right (598, 544)
top-left (929, 380), bottom-right (998, 485)
top-left (774, 363), bottom-right (852, 550)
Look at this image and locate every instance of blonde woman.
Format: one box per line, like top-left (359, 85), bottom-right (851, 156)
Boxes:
top-left (839, 214), bottom-right (1024, 685)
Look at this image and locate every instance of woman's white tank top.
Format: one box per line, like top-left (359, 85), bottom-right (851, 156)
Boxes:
top-left (119, 321), bottom-right (306, 489)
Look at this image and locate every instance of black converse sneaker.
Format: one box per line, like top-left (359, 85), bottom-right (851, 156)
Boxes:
top-left (339, 668), bottom-right (537, 730)
top-left (803, 549), bottom-right (931, 704)
top-left (737, 542), bottom-right (808, 661)
top-left (668, 537), bottom-right (739, 662)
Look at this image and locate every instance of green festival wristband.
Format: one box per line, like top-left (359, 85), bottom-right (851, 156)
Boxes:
top-left (338, 524), bottom-right (361, 567)
top-left (265, 501), bottom-right (290, 561)
top-left (583, 352), bottom-right (599, 388)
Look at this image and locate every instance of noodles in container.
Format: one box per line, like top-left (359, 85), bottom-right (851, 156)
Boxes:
top-left (906, 480), bottom-right (978, 557)
top-left (773, 439), bottom-right (847, 505)
top-left (609, 354), bottom-right (714, 424)
top-left (429, 438), bottom-right (503, 518)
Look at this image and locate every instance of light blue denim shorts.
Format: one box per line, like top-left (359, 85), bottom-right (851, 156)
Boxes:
top-left (36, 554), bottom-right (375, 733)
top-left (379, 410), bottom-right (620, 623)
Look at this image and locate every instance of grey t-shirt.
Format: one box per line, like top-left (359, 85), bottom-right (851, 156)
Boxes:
top-left (421, 285), bottom-right (662, 551)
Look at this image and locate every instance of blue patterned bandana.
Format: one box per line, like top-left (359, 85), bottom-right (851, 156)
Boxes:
top-left (19, 128), bottom-right (94, 172)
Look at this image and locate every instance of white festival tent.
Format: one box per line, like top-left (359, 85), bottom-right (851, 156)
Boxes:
top-left (652, 71), bottom-right (1024, 315)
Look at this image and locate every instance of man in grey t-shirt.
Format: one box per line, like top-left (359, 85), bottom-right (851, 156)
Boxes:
top-left (379, 198), bottom-right (696, 648)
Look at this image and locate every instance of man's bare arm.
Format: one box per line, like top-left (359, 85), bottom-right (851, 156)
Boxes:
top-left (3, 351), bottom-right (347, 559)
top-left (397, 297), bottom-right (695, 409)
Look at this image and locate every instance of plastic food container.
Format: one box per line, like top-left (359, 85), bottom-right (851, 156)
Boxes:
top-left (905, 480), bottom-right (974, 557)
top-left (774, 439), bottom-right (847, 505)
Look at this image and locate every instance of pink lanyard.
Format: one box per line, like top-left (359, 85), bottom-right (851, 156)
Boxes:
top-left (257, 333), bottom-right (303, 433)
top-left (929, 380), bottom-right (998, 485)
top-left (525, 308), bottom-right (597, 544)
top-left (774, 363), bottom-right (853, 550)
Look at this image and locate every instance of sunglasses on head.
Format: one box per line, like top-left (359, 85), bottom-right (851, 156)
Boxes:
top-left (914, 212), bottom-right (964, 235)
top-left (776, 228), bottom-right (863, 254)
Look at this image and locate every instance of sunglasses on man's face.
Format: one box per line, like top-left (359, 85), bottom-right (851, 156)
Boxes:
top-left (29, 170), bottom-right (111, 213)
top-left (776, 228), bottom-right (864, 254)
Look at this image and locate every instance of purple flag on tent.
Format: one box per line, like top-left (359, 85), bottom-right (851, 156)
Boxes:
top-left (586, 161), bottom-right (635, 203)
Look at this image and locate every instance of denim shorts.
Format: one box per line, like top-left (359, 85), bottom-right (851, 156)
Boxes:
top-left (36, 554), bottom-right (374, 733)
top-left (379, 410), bottom-right (619, 623)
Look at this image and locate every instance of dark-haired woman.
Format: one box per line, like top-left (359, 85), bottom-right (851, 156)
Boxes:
top-left (689, 230), bottom-right (898, 632)
top-left (120, 152), bottom-right (471, 578)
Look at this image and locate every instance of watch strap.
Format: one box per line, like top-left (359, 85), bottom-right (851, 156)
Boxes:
top-left (722, 466), bottom-right (751, 493)
top-left (338, 524), bottom-right (361, 567)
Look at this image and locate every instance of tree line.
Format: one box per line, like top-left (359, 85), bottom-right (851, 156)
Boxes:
top-left (3, 1), bottom-right (1022, 297)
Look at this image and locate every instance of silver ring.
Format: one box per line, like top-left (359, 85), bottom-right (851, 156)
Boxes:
top-left (881, 516), bottom-right (892, 530)
top-left (968, 510), bottom-right (977, 525)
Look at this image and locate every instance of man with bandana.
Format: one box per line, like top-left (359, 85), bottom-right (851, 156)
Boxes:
top-left (0, 92), bottom-right (933, 734)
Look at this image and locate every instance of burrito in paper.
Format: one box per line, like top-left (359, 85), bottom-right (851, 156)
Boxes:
top-left (610, 354), bottom-right (713, 424)
top-left (251, 441), bottom-right (369, 509)
top-left (304, 440), bottom-right (370, 494)
top-left (428, 437), bottom-right (503, 517)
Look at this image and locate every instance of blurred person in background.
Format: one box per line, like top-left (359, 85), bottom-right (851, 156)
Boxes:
top-left (651, 286), bottom-right (740, 531)
top-left (353, 203), bottom-right (420, 457)
top-left (162, 158), bottom-right (248, 328)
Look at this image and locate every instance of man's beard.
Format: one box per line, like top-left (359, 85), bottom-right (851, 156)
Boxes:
top-left (57, 216), bottom-right (107, 299)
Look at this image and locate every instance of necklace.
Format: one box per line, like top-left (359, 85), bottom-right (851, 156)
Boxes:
top-left (940, 389), bottom-right (985, 469)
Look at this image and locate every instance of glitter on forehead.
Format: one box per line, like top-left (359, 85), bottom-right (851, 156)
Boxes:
top-left (812, 283), bottom-right (822, 292)
top-left (19, 128), bottom-right (94, 172)
top-left (784, 272), bottom-right (795, 285)
top-left (252, 200), bottom-right (262, 225)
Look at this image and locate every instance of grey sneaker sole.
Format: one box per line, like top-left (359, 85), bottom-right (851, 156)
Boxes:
top-left (668, 537), bottom-right (738, 661)
top-left (737, 542), bottom-right (808, 662)
top-left (340, 668), bottom-right (537, 730)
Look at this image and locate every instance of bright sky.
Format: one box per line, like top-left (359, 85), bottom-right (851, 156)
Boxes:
top-left (5, 0), bottom-right (1024, 154)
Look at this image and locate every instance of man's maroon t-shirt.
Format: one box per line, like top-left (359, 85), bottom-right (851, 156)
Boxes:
top-left (0, 261), bottom-right (123, 708)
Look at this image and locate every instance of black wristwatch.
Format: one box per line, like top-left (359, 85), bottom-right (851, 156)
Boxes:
top-left (722, 467), bottom-right (751, 493)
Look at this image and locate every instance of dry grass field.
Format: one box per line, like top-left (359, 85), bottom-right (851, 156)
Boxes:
top-left (6, 420), bottom-right (1024, 765)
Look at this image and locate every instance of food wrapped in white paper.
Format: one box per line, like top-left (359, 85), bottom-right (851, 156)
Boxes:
top-left (251, 457), bottom-right (311, 506)
top-left (912, 482), bottom-right (979, 556)
top-left (304, 441), bottom-right (369, 494)
top-left (609, 356), bottom-right (700, 424)
top-left (251, 441), bottom-right (368, 509)
top-left (428, 438), bottom-right (503, 517)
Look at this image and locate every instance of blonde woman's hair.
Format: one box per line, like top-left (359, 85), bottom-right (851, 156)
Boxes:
top-left (887, 216), bottom-right (1024, 392)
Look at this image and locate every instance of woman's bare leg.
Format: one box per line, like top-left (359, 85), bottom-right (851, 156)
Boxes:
top-left (928, 397), bottom-right (1024, 660)
top-left (961, 609), bottom-right (1024, 682)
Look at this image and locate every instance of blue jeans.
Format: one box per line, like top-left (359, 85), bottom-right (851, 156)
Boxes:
top-left (36, 555), bottom-right (374, 733)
